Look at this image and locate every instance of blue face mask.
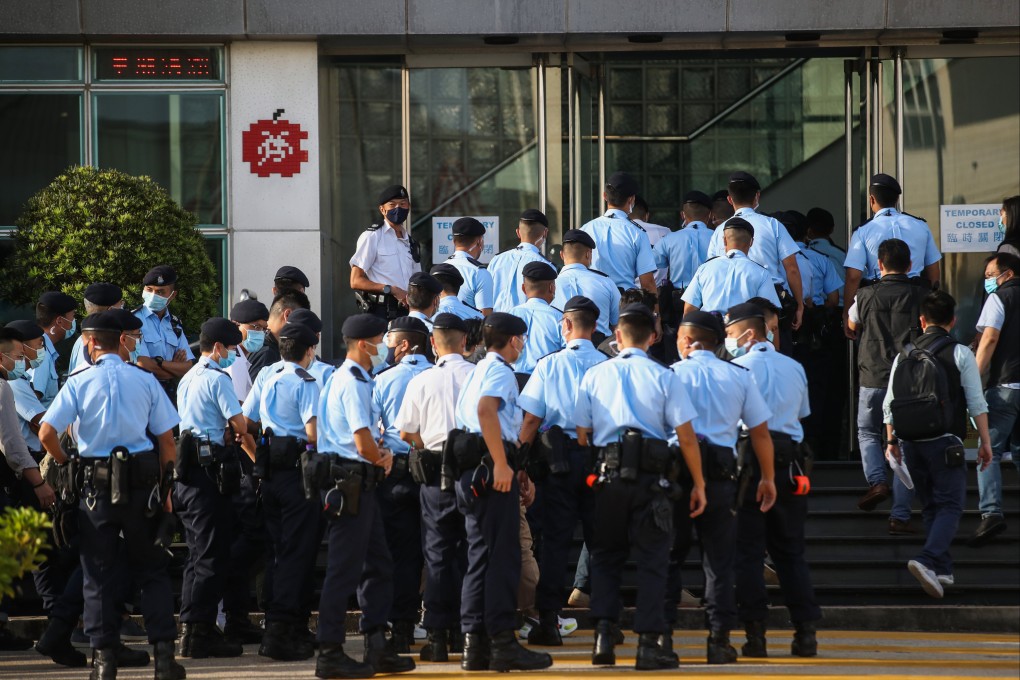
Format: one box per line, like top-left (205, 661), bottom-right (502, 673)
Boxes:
top-left (28, 348), bottom-right (45, 369)
top-left (386, 206), bottom-right (409, 225)
top-left (65, 317), bottom-right (76, 336)
top-left (985, 276), bottom-right (1001, 295)
top-left (766, 329), bottom-right (775, 344)
top-left (142, 290), bottom-right (170, 313)
top-left (242, 330), bottom-right (265, 353)
top-left (724, 337), bottom-right (748, 358)
top-left (999, 218), bottom-right (1006, 233)
top-left (129, 348), bottom-right (141, 364)
top-left (3, 356), bottom-right (27, 380)
top-left (217, 350), bottom-right (237, 369)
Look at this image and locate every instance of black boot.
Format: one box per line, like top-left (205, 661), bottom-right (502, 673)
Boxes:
top-left (526, 611), bottom-right (562, 646)
top-left (89, 647), bottom-right (117, 680)
top-left (35, 617), bottom-right (87, 667)
top-left (389, 620), bottom-right (413, 655)
top-left (153, 640), bottom-right (186, 680)
top-left (112, 641), bottom-right (150, 667)
top-left (187, 622), bottom-right (242, 658)
top-left (223, 615), bottom-right (263, 645)
top-left (636, 632), bottom-right (679, 670)
top-left (447, 629), bottom-right (463, 653)
top-left (315, 644), bottom-right (375, 679)
top-left (707, 631), bottom-right (738, 665)
top-left (461, 632), bottom-right (490, 671)
top-left (364, 629), bottom-right (415, 674)
top-left (792, 622), bottom-right (818, 657)
top-left (420, 629), bottom-right (448, 662)
top-left (656, 632), bottom-right (680, 664)
top-left (591, 620), bottom-right (616, 666)
top-left (178, 623), bottom-right (193, 657)
top-left (742, 620), bottom-right (768, 658)
top-left (489, 630), bottom-right (552, 672)
top-left (259, 621), bottom-right (313, 661)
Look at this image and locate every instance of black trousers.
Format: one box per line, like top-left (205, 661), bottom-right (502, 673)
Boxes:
top-left (377, 470), bottom-right (423, 625)
top-left (222, 471), bottom-right (265, 617)
top-left (174, 469), bottom-right (235, 624)
top-left (261, 468), bottom-right (322, 623)
top-left (589, 472), bottom-right (671, 634)
top-left (420, 482), bottom-right (466, 631)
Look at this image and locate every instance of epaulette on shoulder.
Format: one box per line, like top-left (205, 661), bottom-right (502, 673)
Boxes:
top-left (902, 211), bottom-right (927, 223)
top-left (68, 364), bottom-right (94, 378)
top-left (294, 367), bottom-right (316, 382)
top-left (126, 361), bottom-right (155, 375)
top-left (853, 217), bottom-right (873, 232)
top-left (704, 255), bottom-right (721, 264)
top-left (349, 365), bottom-right (370, 382)
top-left (204, 364), bottom-right (227, 376)
top-left (464, 301), bottom-right (481, 312)
top-left (374, 363), bottom-right (398, 376)
top-left (589, 268), bottom-right (609, 277)
top-left (367, 223), bottom-right (383, 232)
top-left (536, 348), bottom-right (565, 364)
top-left (550, 305), bottom-right (563, 313)
top-left (626, 218), bottom-right (647, 233)
top-left (467, 256), bottom-right (486, 269)
top-left (132, 305), bottom-right (144, 314)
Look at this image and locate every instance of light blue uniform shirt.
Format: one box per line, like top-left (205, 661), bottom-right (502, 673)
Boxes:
top-left (447, 250), bottom-right (495, 310)
top-left (708, 207), bottom-right (800, 288)
top-left (243, 358), bottom-right (333, 422)
top-left (42, 354), bottom-right (180, 457)
top-left (682, 250), bottom-right (782, 313)
top-left (669, 350), bottom-right (770, 453)
top-left (489, 243), bottom-right (553, 312)
top-left (733, 341), bottom-right (811, 442)
top-left (248, 361), bottom-right (319, 439)
top-left (551, 264), bottom-right (621, 338)
top-left (844, 207), bottom-right (941, 280)
top-left (518, 338), bottom-right (608, 436)
top-left (317, 359), bottom-right (378, 461)
top-left (581, 209), bottom-right (657, 290)
top-left (455, 352), bottom-right (521, 438)
top-left (373, 354), bottom-right (432, 455)
top-left (8, 376), bottom-right (46, 450)
top-left (177, 356), bottom-right (242, 442)
top-left (655, 221), bottom-right (712, 289)
top-left (436, 294), bottom-right (484, 321)
top-left (408, 310), bottom-right (434, 332)
top-left (574, 347), bottom-right (697, 446)
top-left (792, 250), bottom-right (818, 305)
top-left (28, 334), bottom-right (60, 408)
top-left (798, 243), bottom-right (842, 305)
top-left (807, 238), bottom-right (847, 304)
top-left (134, 306), bottom-right (194, 362)
top-left (509, 298), bottom-right (564, 375)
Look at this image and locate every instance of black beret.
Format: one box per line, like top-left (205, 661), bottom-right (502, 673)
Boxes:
top-left (107, 308), bottom-right (142, 332)
top-left (562, 229), bottom-right (596, 249)
top-left (563, 295), bottom-right (600, 319)
top-left (723, 216), bottom-right (755, 236)
top-left (728, 171), bottom-right (761, 191)
top-left (84, 282), bottom-right (123, 307)
top-left (0, 327), bottom-right (23, 343)
top-left (81, 311), bottom-right (123, 333)
top-left (388, 316), bottom-right (430, 336)
top-left (409, 272), bottom-right (443, 295)
top-left (377, 184), bottom-right (409, 205)
top-left (230, 299), bottom-right (270, 324)
top-left (483, 312), bottom-right (527, 336)
top-left (775, 210), bottom-right (806, 230)
top-left (618, 303), bottom-right (655, 324)
top-left (288, 308), bottom-right (323, 334)
top-left (5, 320), bottom-right (44, 341)
top-left (451, 217), bottom-right (486, 237)
top-left (724, 303), bottom-right (766, 327)
top-left (142, 265), bottom-right (177, 287)
top-left (607, 171), bottom-right (639, 197)
top-left (430, 263), bottom-right (465, 287)
top-left (870, 173), bottom-right (901, 194)
top-left (806, 207), bottom-right (835, 230)
top-left (712, 189), bottom-right (730, 202)
top-left (683, 190), bottom-right (712, 209)
top-left (201, 317), bottom-right (243, 346)
top-left (519, 209), bottom-right (548, 227)
top-left (278, 321), bottom-right (319, 346)
top-left (681, 310), bottom-right (724, 336)
top-left (522, 261), bottom-right (557, 281)
top-left (431, 313), bottom-right (468, 332)
top-left (38, 291), bottom-right (76, 315)
top-left (340, 313), bottom-right (388, 340)
top-left (274, 265), bottom-right (310, 288)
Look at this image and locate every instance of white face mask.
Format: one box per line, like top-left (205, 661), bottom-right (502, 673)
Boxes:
top-left (370, 341), bottom-right (387, 369)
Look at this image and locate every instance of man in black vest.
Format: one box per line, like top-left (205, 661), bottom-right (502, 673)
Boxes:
top-left (847, 239), bottom-right (926, 533)
top-left (883, 291), bottom-right (993, 598)
top-left (972, 252), bottom-right (1020, 545)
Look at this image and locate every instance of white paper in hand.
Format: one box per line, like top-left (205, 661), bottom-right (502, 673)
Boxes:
top-left (886, 450), bottom-right (914, 490)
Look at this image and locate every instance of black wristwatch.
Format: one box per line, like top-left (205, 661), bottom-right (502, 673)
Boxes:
top-left (382, 285), bottom-right (392, 295)
top-left (154, 356), bottom-right (164, 367)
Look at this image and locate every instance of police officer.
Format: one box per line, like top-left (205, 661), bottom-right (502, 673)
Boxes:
top-left (446, 217), bottom-right (494, 316)
top-left (69, 283), bottom-right (129, 372)
top-left (28, 291), bottom-right (78, 408)
top-left (489, 209), bottom-right (553, 312)
top-left (247, 289), bottom-right (311, 382)
top-left (682, 218), bottom-right (782, 314)
top-left (314, 313), bottom-right (415, 678)
top-left (628, 197), bottom-right (670, 287)
top-left (227, 299), bottom-right (270, 401)
top-left (350, 185), bottom-right (422, 320)
top-left (431, 264), bottom-right (484, 321)
top-left (580, 172), bottom-right (657, 295)
top-left (575, 303), bottom-right (706, 670)
top-left (241, 321), bottom-right (321, 662)
top-left (517, 296), bottom-right (607, 646)
top-left (135, 265), bottom-right (194, 385)
top-left (394, 313), bottom-right (473, 663)
top-left (780, 211), bottom-right (840, 309)
top-left (372, 316), bottom-right (432, 651)
top-left (726, 302), bottom-right (822, 659)
top-left (843, 173), bottom-right (942, 335)
top-left (805, 207), bottom-right (847, 303)
top-left (453, 312), bottom-right (552, 672)
top-left (551, 230), bottom-right (620, 347)
top-left (710, 189), bottom-right (734, 228)
top-left (509, 262), bottom-right (564, 386)
top-left (4, 320), bottom-right (49, 456)
top-left (37, 311), bottom-right (184, 680)
top-left (273, 265), bottom-right (311, 295)
top-left (288, 309), bottom-right (336, 385)
top-left (406, 271), bottom-right (444, 332)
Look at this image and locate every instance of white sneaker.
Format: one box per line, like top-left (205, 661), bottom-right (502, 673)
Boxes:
top-left (414, 622), bottom-right (427, 641)
top-left (517, 616), bottom-right (538, 638)
top-left (907, 560), bottom-right (944, 599)
top-left (937, 573), bottom-right (954, 586)
top-left (558, 616), bottom-right (578, 637)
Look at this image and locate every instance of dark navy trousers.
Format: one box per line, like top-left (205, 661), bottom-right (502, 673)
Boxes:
top-left (377, 470), bottom-right (423, 626)
top-left (174, 469), bottom-right (235, 624)
top-left (419, 482), bottom-right (466, 631)
top-left (261, 468), bottom-right (322, 624)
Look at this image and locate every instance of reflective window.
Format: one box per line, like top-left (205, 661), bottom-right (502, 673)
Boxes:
top-left (0, 46), bottom-right (82, 83)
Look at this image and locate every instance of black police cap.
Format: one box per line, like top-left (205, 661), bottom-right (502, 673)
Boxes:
top-left (341, 314), bottom-right (388, 341)
top-left (870, 173), bottom-right (902, 194)
top-left (430, 263), bottom-right (465, 287)
top-left (408, 272), bottom-right (443, 295)
top-left (388, 316), bottom-right (430, 336)
top-left (38, 291), bottom-right (76, 315)
top-left (230, 299), bottom-right (270, 324)
top-left (288, 308), bottom-right (323, 334)
top-left (712, 189), bottom-right (730, 202)
top-left (519, 209), bottom-right (548, 227)
top-left (806, 207), bottom-right (835, 230)
top-left (142, 265), bottom-right (177, 287)
top-left (562, 229), bottom-right (596, 249)
top-left (107, 308), bottom-right (142, 332)
top-left (84, 282), bottom-right (123, 307)
top-left (681, 310), bottom-right (724, 336)
top-left (451, 217), bottom-right (486, 237)
top-left (607, 171), bottom-right (639, 197)
top-left (377, 184), bottom-right (409, 205)
top-left (5, 320), bottom-right (44, 341)
top-left (563, 295), bottom-right (600, 319)
top-left (723, 216), bottom-right (755, 236)
top-left (724, 303), bottom-right (766, 327)
top-left (278, 321), bottom-right (319, 346)
top-left (618, 303), bottom-right (655, 324)
top-left (728, 171), bottom-right (761, 191)
top-left (683, 190), bottom-right (713, 209)
top-left (201, 317), bottom-right (243, 346)
top-left (274, 265), bottom-right (310, 288)
top-left (81, 311), bottom-right (123, 333)
top-left (0, 327), bottom-right (23, 343)
top-left (522, 261), bottom-right (557, 281)
top-left (483, 312), bottom-right (527, 336)
top-left (431, 313), bottom-right (468, 332)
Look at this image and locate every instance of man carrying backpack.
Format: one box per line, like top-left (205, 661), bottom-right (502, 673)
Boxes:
top-left (883, 290), bottom-right (993, 598)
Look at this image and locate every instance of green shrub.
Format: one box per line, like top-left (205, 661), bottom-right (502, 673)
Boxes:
top-left (0, 506), bottom-right (50, 598)
top-left (0, 166), bottom-right (218, 332)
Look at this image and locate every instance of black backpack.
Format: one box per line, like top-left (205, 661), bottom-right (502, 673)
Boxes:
top-left (889, 336), bottom-right (956, 441)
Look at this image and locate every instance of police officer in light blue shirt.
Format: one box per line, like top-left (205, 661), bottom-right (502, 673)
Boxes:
top-left (517, 296), bottom-right (607, 645)
top-left (28, 291), bottom-right (78, 408)
top-left (580, 172), bottom-right (658, 295)
top-left (447, 217), bottom-right (495, 315)
top-left (552, 230), bottom-right (621, 346)
top-left (683, 218), bottom-right (782, 314)
top-left (69, 283), bottom-right (133, 373)
top-left (489, 209), bottom-right (553, 312)
top-left (406, 271), bottom-right (444, 333)
top-left (805, 207), bottom-right (847, 305)
top-left (509, 261), bottom-right (565, 381)
top-left (656, 191), bottom-right (715, 291)
top-left (134, 265), bottom-right (194, 383)
top-left (4, 320), bottom-right (48, 451)
top-left (431, 263), bottom-right (485, 321)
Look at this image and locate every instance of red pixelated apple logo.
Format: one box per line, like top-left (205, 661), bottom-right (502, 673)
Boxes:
top-left (242, 109), bottom-right (308, 178)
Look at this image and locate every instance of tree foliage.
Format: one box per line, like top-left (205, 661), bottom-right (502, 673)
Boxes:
top-left (1, 166), bottom-right (218, 332)
top-left (0, 506), bottom-right (50, 598)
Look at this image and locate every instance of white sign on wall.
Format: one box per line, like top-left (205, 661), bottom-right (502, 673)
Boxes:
top-left (939, 204), bottom-right (1003, 253)
top-left (432, 216), bottom-right (499, 264)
